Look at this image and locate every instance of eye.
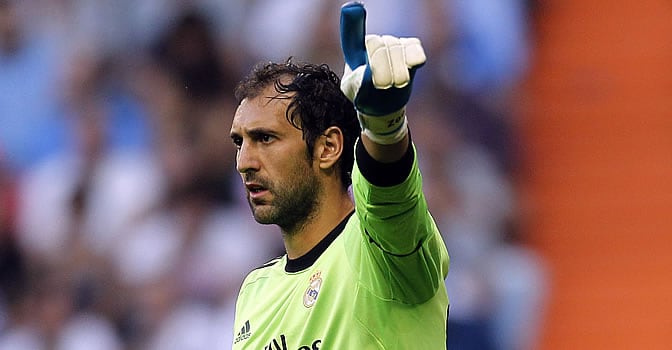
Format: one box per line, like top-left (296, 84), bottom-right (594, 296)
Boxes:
top-left (260, 134), bottom-right (273, 143)
top-left (231, 136), bottom-right (242, 149)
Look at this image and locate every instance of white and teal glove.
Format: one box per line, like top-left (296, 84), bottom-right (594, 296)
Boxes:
top-left (340, 2), bottom-right (426, 145)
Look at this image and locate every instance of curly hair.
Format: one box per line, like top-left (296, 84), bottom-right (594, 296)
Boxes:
top-left (234, 59), bottom-right (360, 189)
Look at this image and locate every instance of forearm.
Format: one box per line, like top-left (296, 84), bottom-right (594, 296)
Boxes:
top-left (356, 134), bottom-right (414, 187)
top-left (360, 130), bottom-right (409, 163)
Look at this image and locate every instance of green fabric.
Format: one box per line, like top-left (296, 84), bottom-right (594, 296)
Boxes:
top-left (232, 146), bottom-right (449, 349)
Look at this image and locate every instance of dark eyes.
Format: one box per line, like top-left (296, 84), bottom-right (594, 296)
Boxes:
top-left (230, 134), bottom-right (274, 149)
top-left (231, 136), bottom-right (243, 149)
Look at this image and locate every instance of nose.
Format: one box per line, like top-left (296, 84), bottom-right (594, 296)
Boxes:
top-left (235, 141), bottom-right (260, 174)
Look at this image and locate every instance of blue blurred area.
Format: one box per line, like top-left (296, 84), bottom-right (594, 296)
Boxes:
top-left (0, 27), bottom-right (70, 171)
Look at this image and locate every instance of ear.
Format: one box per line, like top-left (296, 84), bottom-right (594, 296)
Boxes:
top-left (315, 126), bottom-right (344, 171)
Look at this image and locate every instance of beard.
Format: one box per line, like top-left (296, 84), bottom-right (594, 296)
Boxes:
top-left (245, 160), bottom-right (321, 234)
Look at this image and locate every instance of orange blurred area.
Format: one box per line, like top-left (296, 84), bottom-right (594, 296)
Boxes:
top-left (518, 0), bottom-right (672, 348)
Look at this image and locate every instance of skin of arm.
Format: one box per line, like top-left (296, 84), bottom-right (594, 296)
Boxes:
top-left (360, 132), bottom-right (410, 163)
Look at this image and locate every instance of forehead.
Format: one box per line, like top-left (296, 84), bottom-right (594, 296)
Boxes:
top-left (230, 85), bottom-right (295, 133)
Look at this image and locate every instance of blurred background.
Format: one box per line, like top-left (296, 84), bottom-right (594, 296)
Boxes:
top-left (0, 0), bottom-right (670, 349)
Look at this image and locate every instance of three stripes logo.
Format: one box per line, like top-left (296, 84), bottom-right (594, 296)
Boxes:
top-left (234, 320), bottom-right (252, 344)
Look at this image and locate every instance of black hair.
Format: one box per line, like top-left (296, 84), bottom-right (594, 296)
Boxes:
top-left (234, 58), bottom-right (360, 189)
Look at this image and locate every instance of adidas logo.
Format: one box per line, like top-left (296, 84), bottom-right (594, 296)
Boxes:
top-left (234, 320), bottom-right (252, 344)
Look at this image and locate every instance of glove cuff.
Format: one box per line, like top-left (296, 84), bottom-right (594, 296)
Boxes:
top-left (358, 109), bottom-right (408, 145)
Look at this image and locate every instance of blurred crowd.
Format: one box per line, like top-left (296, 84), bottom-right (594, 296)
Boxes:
top-left (0, 0), bottom-right (548, 349)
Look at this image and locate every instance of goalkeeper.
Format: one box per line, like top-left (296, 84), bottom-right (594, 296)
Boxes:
top-left (230, 2), bottom-right (449, 349)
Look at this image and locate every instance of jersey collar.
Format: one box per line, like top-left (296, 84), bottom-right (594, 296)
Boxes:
top-left (285, 210), bottom-right (355, 273)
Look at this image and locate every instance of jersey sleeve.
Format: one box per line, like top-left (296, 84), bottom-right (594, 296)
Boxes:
top-left (349, 139), bottom-right (449, 304)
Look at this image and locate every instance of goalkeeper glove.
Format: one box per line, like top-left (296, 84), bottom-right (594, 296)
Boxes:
top-left (340, 2), bottom-right (426, 144)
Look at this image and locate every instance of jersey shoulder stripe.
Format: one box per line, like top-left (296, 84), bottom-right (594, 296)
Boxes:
top-left (240, 256), bottom-right (284, 288)
top-left (255, 256), bottom-right (283, 271)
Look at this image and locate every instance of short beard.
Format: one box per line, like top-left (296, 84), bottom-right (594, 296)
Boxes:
top-left (248, 159), bottom-right (321, 235)
top-left (271, 175), bottom-right (321, 235)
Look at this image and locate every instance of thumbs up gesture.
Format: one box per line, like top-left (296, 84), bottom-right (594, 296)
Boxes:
top-left (340, 2), bottom-right (426, 144)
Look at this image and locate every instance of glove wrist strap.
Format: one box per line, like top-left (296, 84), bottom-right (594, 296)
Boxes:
top-left (358, 109), bottom-right (408, 145)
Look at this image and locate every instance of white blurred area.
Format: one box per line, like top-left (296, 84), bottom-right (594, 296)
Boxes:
top-left (0, 1), bottom-right (547, 349)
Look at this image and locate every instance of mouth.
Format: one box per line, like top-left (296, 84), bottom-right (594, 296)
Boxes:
top-left (246, 183), bottom-right (269, 200)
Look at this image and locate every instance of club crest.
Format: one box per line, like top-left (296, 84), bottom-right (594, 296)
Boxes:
top-left (303, 271), bottom-right (323, 308)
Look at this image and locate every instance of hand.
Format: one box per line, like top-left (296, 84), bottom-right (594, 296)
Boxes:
top-left (339, 2), bottom-right (426, 144)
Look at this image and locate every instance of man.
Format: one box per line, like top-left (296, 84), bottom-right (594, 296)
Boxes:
top-left (230, 2), bottom-right (449, 349)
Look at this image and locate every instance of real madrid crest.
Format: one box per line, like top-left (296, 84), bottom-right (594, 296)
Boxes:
top-left (303, 271), bottom-right (323, 308)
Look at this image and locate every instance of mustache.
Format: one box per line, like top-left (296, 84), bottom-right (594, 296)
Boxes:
top-left (243, 173), bottom-right (271, 188)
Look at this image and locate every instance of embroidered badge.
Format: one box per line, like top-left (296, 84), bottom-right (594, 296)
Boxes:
top-left (303, 271), bottom-right (323, 308)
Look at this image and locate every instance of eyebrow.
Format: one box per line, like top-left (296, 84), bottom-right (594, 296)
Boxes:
top-left (250, 127), bottom-right (279, 138)
top-left (230, 127), bottom-right (279, 139)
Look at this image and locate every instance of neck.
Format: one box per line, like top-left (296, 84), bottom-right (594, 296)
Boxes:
top-left (281, 190), bottom-right (354, 259)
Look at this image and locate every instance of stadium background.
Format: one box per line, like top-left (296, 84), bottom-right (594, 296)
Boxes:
top-left (0, 0), bottom-right (670, 349)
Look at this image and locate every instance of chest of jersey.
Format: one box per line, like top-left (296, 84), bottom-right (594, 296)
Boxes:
top-left (232, 255), bottom-right (356, 350)
top-left (232, 210), bottom-right (449, 349)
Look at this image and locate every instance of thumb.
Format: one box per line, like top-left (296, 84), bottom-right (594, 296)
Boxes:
top-left (340, 2), bottom-right (367, 70)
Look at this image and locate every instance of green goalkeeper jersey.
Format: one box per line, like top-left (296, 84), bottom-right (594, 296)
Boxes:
top-left (232, 142), bottom-right (450, 350)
